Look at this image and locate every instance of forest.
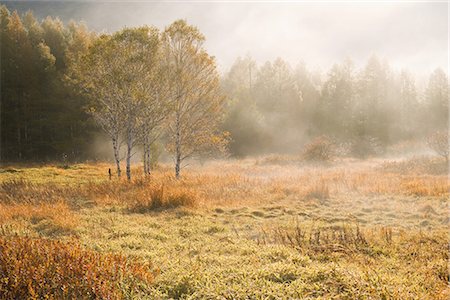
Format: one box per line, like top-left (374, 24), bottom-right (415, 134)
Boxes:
top-left (1, 5), bottom-right (448, 164)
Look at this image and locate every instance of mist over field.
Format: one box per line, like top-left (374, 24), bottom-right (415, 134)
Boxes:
top-left (0, 1), bottom-right (449, 299)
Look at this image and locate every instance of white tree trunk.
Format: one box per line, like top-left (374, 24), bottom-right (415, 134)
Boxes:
top-left (143, 146), bottom-right (148, 175)
top-left (175, 113), bottom-right (181, 179)
top-left (143, 140), bottom-right (152, 176)
top-left (112, 137), bottom-right (121, 177)
top-left (146, 144), bottom-right (152, 175)
top-left (126, 133), bottom-right (132, 181)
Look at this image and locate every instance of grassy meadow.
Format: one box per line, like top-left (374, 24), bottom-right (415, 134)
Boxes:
top-left (0, 155), bottom-right (449, 299)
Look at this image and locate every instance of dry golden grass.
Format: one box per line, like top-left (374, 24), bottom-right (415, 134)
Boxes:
top-left (0, 179), bottom-right (67, 204)
top-left (127, 184), bottom-right (198, 213)
top-left (261, 223), bottom-right (447, 260)
top-left (1, 157), bottom-right (448, 216)
top-left (380, 155), bottom-right (448, 175)
top-left (303, 180), bottom-right (330, 201)
top-left (0, 156), bottom-right (448, 299)
top-left (0, 202), bottom-right (78, 237)
top-left (327, 172), bottom-right (447, 197)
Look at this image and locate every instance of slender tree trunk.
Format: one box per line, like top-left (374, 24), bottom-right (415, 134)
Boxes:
top-left (143, 137), bottom-right (147, 175)
top-left (143, 142), bottom-right (151, 176)
top-left (175, 153), bottom-right (181, 179)
top-left (175, 113), bottom-right (181, 179)
top-left (143, 134), bottom-right (152, 176)
top-left (143, 145), bottom-right (148, 175)
top-left (126, 135), bottom-right (132, 181)
top-left (112, 137), bottom-right (121, 177)
top-left (146, 144), bottom-right (152, 176)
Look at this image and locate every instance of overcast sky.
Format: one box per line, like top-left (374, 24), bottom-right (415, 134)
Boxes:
top-left (4, 1), bottom-right (449, 75)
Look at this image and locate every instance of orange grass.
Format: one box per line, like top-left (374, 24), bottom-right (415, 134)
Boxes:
top-left (0, 202), bottom-right (78, 236)
top-left (1, 158), bottom-right (447, 211)
top-left (127, 184), bottom-right (198, 212)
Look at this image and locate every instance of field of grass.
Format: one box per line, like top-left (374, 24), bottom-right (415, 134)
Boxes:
top-left (0, 156), bottom-right (448, 299)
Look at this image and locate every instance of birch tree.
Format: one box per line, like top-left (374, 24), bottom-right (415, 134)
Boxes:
top-left (138, 45), bottom-right (172, 176)
top-left (69, 34), bottom-right (124, 177)
top-left (140, 79), bottom-right (171, 175)
top-left (70, 26), bottom-right (163, 180)
top-left (162, 20), bottom-right (228, 178)
top-left (113, 27), bottom-right (162, 180)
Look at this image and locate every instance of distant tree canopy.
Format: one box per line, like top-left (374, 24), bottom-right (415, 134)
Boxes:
top-left (222, 56), bottom-right (449, 156)
top-left (1, 5), bottom-right (449, 163)
top-left (1, 6), bottom-right (98, 161)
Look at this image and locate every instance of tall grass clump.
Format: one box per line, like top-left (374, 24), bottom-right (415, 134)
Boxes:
top-left (0, 179), bottom-right (66, 204)
top-left (261, 224), bottom-right (372, 255)
top-left (0, 236), bottom-right (157, 299)
top-left (128, 184), bottom-right (198, 213)
top-left (260, 224), bottom-right (449, 268)
top-left (304, 180), bottom-right (330, 201)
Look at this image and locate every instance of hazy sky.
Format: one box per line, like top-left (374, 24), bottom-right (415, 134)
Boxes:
top-left (4, 1), bottom-right (449, 74)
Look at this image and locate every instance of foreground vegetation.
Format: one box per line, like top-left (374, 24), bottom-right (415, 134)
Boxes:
top-left (0, 155), bottom-right (448, 299)
top-left (0, 236), bottom-right (157, 299)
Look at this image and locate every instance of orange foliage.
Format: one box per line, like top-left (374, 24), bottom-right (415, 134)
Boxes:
top-left (0, 236), bottom-right (157, 299)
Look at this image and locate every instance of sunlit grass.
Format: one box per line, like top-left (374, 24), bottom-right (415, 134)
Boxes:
top-left (0, 156), bottom-right (448, 298)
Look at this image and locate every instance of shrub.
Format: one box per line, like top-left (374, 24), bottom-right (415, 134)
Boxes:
top-left (0, 236), bottom-right (157, 299)
top-left (302, 136), bottom-right (335, 162)
top-left (427, 131), bottom-right (449, 163)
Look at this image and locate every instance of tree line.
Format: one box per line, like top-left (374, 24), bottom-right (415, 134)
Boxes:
top-left (1, 6), bottom-right (449, 171)
top-left (1, 6), bottom-right (97, 162)
top-left (222, 56), bottom-right (448, 156)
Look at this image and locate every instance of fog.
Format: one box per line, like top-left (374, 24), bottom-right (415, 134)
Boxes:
top-left (1, 1), bottom-right (448, 162)
top-left (5, 1), bottom-right (448, 74)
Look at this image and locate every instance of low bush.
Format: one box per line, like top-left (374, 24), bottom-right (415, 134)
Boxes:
top-left (302, 136), bottom-right (335, 162)
top-left (427, 131), bottom-right (449, 162)
top-left (0, 236), bottom-right (157, 299)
